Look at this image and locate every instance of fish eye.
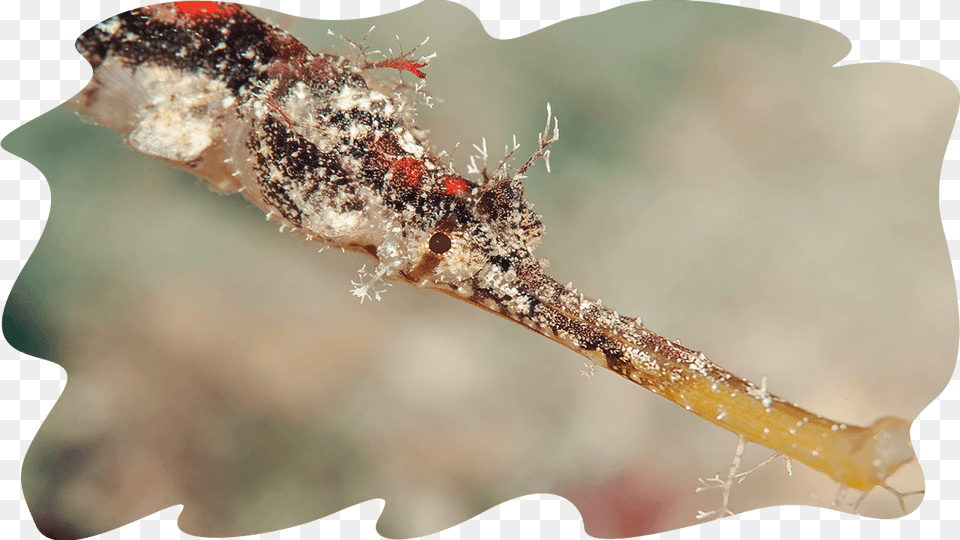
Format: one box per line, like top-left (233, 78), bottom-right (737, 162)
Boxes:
top-left (428, 232), bottom-right (452, 254)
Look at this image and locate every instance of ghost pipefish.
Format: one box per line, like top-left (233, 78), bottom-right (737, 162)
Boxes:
top-left (64, 1), bottom-right (920, 516)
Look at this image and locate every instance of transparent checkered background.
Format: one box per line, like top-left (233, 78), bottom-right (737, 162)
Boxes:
top-left (0, 0), bottom-right (956, 538)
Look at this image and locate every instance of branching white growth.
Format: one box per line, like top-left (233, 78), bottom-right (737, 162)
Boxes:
top-left (696, 434), bottom-right (746, 520)
top-left (580, 362), bottom-right (597, 378)
top-left (469, 137), bottom-right (489, 175)
top-left (727, 451), bottom-right (794, 488)
top-left (497, 134), bottom-right (521, 171)
top-left (466, 155), bottom-right (479, 176)
top-left (350, 263), bottom-right (392, 303)
top-left (822, 479), bottom-right (924, 516)
top-left (746, 374), bottom-right (773, 408)
top-left (414, 82), bottom-right (434, 108)
top-left (515, 103), bottom-right (559, 178)
top-left (877, 483), bottom-right (924, 514)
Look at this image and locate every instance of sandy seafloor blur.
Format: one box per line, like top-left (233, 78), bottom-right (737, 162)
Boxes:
top-left (3, 1), bottom-right (957, 538)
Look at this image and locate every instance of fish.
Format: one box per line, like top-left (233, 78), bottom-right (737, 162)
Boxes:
top-left (65, 1), bottom-right (921, 517)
